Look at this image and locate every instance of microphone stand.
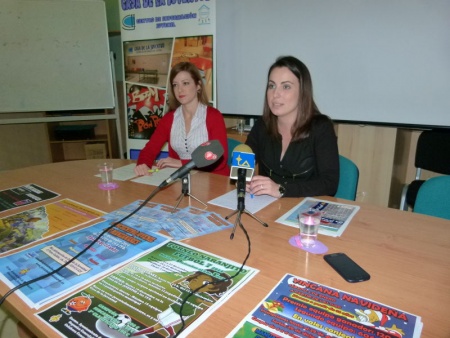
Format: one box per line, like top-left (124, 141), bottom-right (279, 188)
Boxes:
top-left (226, 168), bottom-right (268, 239)
top-left (171, 174), bottom-right (207, 213)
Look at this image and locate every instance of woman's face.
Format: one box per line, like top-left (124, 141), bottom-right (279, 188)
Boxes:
top-left (172, 71), bottom-right (200, 107)
top-left (266, 66), bottom-right (300, 119)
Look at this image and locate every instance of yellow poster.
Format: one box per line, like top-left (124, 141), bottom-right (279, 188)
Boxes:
top-left (0, 199), bottom-right (104, 254)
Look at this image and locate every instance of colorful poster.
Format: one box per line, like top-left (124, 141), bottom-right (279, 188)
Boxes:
top-left (102, 200), bottom-right (233, 240)
top-left (228, 274), bottom-right (423, 338)
top-left (119, 0), bottom-right (216, 156)
top-left (126, 83), bottom-right (166, 140)
top-left (0, 220), bottom-right (169, 309)
top-left (0, 184), bottom-right (59, 212)
top-left (37, 241), bottom-right (258, 338)
top-left (0, 199), bottom-right (105, 254)
top-left (276, 198), bottom-right (360, 237)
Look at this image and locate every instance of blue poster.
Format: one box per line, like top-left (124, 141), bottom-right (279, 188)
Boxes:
top-left (0, 220), bottom-right (168, 309)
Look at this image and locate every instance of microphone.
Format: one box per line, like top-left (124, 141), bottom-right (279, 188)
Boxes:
top-left (229, 144), bottom-right (255, 181)
top-left (229, 144), bottom-right (255, 211)
top-left (159, 139), bottom-right (224, 188)
top-left (226, 144), bottom-right (268, 239)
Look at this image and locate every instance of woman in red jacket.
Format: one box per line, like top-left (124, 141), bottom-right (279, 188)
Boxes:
top-left (134, 62), bottom-right (229, 176)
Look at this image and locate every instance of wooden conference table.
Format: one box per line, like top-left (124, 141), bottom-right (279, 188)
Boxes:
top-left (0, 159), bottom-right (449, 337)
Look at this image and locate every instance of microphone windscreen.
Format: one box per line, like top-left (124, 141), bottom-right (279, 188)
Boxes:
top-left (230, 143), bottom-right (255, 180)
top-left (191, 139), bottom-right (224, 168)
top-left (232, 143), bottom-right (253, 154)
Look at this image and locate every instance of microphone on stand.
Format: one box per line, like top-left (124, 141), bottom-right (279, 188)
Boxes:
top-left (229, 144), bottom-right (256, 211)
top-left (230, 144), bottom-right (255, 181)
top-left (159, 140), bottom-right (224, 188)
top-left (226, 144), bottom-right (267, 239)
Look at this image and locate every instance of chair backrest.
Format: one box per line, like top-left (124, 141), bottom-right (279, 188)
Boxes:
top-left (227, 138), bottom-right (242, 166)
top-left (335, 155), bottom-right (359, 201)
top-left (415, 129), bottom-right (450, 175)
top-left (414, 175), bottom-right (450, 220)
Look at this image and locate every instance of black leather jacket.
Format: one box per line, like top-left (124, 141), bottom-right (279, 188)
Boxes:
top-left (246, 115), bottom-right (339, 197)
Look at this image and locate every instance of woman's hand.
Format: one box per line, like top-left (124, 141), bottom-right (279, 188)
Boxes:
top-left (247, 175), bottom-right (281, 198)
top-left (134, 163), bottom-right (151, 176)
top-left (155, 157), bottom-right (182, 169)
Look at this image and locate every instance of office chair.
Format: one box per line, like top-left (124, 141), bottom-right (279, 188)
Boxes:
top-left (399, 129), bottom-right (450, 211)
top-left (227, 138), bottom-right (242, 166)
top-left (413, 175), bottom-right (450, 220)
top-left (335, 155), bottom-right (359, 201)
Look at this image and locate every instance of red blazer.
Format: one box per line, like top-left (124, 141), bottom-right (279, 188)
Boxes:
top-left (137, 106), bottom-right (229, 176)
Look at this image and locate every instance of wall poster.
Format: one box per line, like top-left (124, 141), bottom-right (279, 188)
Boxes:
top-left (119, 0), bottom-right (216, 158)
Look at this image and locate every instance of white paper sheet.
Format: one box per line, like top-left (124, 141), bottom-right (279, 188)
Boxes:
top-left (208, 189), bottom-right (277, 214)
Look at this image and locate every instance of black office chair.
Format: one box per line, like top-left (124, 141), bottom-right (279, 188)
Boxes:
top-left (399, 129), bottom-right (450, 211)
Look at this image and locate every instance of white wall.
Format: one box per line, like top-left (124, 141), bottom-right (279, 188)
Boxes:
top-left (216, 0), bottom-right (450, 128)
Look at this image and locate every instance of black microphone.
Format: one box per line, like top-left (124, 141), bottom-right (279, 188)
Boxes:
top-left (158, 140), bottom-right (224, 188)
top-left (237, 168), bottom-right (247, 211)
top-left (229, 144), bottom-right (255, 211)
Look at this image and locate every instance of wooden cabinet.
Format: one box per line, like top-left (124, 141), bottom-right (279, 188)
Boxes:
top-left (46, 110), bottom-right (118, 162)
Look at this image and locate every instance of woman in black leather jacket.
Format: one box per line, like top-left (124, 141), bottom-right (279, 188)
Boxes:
top-left (246, 56), bottom-right (339, 198)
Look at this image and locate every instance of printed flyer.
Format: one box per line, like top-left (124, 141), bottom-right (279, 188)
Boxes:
top-left (37, 241), bottom-right (258, 338)
top-left (102, 200), bottom-right (233, 240)
top-left (276, 198), bottom-right (360, 237)
top-left (0, 183), bottom-right (59, 212)
top-left (228, 274), bottom-right (423, 338)
top-left (0, 220), bottom-right (169, 309)
top-left (0, 198), bottom-right (105, 254)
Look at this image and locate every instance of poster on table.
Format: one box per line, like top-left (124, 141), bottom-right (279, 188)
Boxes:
top-left (227, 274), bottom-right (423, 338)
top-left (119, 0), bottom-right (216, 157)
top-left (0, 198), bottom-right (104, 255)
top-left (37, 241), bottom-right (258, 338)
top-left (0, 183), bottom-right (59, 212)
top-left (276, 198), bottom-right (360, 237)
top-left (0, 220), bottom-right (169, 309)
top-left (102, 200), bottom-right (234, 240)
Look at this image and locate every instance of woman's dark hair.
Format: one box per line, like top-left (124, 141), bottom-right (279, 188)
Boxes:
top-left (262, 56), bottom-right (322, 142)
top-left (167, 62), bottom-right (209, 110)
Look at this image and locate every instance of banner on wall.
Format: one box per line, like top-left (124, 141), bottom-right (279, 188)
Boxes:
top-left (119, 0), bottom-right (216, 158)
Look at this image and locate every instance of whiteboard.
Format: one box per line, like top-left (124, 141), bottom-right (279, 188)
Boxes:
top-left (0, 0), bottom-right (114, 112)
top-left (216, 0), bottom-right (450, 128)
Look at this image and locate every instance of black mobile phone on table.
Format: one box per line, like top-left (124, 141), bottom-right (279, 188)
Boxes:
top-left (324, 253), bottom-right (370, 283)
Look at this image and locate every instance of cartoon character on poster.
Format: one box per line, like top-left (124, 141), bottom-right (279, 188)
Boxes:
top-left (132, 270), bottom-right (232, 337)
top-left (61, 293), bottom-right (93, 315)
top-left (127, 84), bottom-right (166, 140)
top-left (356, 309), bottom-right (405, 337)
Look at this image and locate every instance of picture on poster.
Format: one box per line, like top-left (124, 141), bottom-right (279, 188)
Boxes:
top-left (126, 84), bottom-right (166, 140)
top-left (123, 38), bottom-right (172, 87)
top-left (171, 35), bottom-right (214, 102)
top-left (119, 1), bottom-right (217, 156)
top-left (0, 199), bottom-right (104, 254)
top-left (124, 35), bottom-right (215, 142)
